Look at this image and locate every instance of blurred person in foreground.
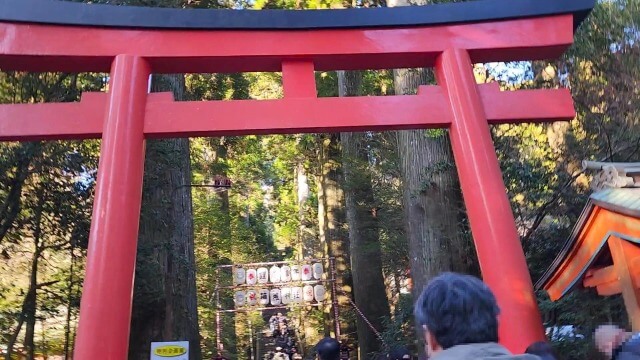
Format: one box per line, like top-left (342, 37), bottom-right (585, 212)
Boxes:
top-left (316, 337), bottom-right (340, 360)
top-left (595, 324), bottom-right (640, 359)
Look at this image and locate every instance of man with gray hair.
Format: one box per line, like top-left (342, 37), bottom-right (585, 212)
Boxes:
top-left (414, 272), bottom-right (540, 359)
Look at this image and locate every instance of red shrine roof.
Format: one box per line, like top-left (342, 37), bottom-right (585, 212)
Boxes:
top-left (536, 187), bottom-right (640, 301)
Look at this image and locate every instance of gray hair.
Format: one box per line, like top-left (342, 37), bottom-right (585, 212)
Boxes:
top-left (414, 272), bottom-right (500, 349)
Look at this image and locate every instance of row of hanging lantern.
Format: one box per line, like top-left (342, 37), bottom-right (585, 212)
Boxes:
top-left (232, 263), bottom-right (326, 308)
top-left (234, 263), bottom-right (323, 285)
top-left (234, 285), bottom-right (327, 306)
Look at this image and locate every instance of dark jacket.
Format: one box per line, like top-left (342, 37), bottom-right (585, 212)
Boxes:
top-left (614, 334), bottom-right (640, 360)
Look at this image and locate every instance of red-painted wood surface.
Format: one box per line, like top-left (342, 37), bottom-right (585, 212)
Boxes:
top-left (0, 15), bottom-right (573, 73)
top-left (282, 61), bottom-right (317, 98)
top-left (544, 207), bottom-right (640, 301)
top-left (73, 55), bottom-right (149, 360)
top-left (436, 48), bottom-right (545, 352)
top-left (0, 84), bottom-right (574, 141)
top-left (610, 236), bottom-right (640, 330)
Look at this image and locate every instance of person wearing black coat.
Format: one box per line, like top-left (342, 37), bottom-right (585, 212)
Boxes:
top-left (524, 341), bottom-right (557, 360)
top-left (387, 346), bottom-right (412, 360)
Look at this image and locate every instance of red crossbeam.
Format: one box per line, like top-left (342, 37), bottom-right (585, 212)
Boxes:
top-left (478, 83), bottom-right (576, 124)
top-left (0, 83), bottom-right (574, 141)
top-left (0, 15), bottom-right (573, 73)
top-left (0, 93), bottom-right (106, 141)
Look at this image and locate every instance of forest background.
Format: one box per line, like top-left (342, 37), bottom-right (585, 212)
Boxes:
top-left (0, 0), bottom-right (638, 359)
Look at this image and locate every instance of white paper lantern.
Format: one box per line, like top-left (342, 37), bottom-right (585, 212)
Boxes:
top-left (246, 269), bottom-right (257, 285)
top-left (281, 265), bottom-right (291, 282)
top-left (270, 266), bottom-right (282, 283)
top-left (247, 290), bottom-right (258, 306)
top-left (234, 268), bottom-right (246, 285)
top-left (291, 287), bottom-right (303, 303)
top-left (270, 288), bottom-right (282, 305)
top-left (234, 291), bottom-right (246, 306)
top-left (303, 285), bottom-right (314, 302)
top-left (257, 267), bottom-right (269, 284)
top-left (301, 264), bottom-right (312, 281)
top-left (281, 287), bottom-right (292, 304)
top-left (314, 285), bottom-right (326, 302)
top-left (312, 263), bottom-right (323, 280)
top-left (259, 289), bottom-right (270, 305)
top-left (291, 265), bottom-right (301, 281)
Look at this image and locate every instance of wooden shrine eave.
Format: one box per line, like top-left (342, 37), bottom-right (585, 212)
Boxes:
top-left (536, 188), bottom-right (640, 300)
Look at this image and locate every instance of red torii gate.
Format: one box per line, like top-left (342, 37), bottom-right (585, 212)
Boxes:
top-left (0, 0), bottom-right (593, 358)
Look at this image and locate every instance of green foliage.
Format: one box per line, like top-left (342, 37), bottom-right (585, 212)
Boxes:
top-left (0, 72), bottom-right (103, 357)
top-left (373, 294), bottom-right (416, 358)
top-left (486, 1), bottom-right (640, 358)
top-left (254, 0), bottom-right (345, 10)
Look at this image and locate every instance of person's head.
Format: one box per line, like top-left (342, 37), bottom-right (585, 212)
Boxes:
top-left (525, 341), bottom-right (557, 360)
top-left (388, 346), bottom-right (411, 360)
top-left (414, 272), bottom-right (500, 357)
top-left (595, 325), bottom-right (628, 358)
top-left (316, 337), bottom-right (340, 360)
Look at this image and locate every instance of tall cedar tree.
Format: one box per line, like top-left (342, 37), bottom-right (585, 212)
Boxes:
top-left (339, 70), bottom-right (391, 359)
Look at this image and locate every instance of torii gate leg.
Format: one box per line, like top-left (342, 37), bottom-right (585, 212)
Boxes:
top-left (74, 55), bottom-right (150, 359)
top-left (436, 48), bottom-right (545, 352)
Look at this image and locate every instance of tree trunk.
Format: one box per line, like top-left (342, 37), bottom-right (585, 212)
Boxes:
top-left (64, 238), bottom-right (76, 360)
top-left (23, 249), bottom-right (39, 360)
top-left (389, 1), bottom-right (472, 351)
top-left (339, 71), bottom-right (391, 359)
top-left (129, 74), bottom-right (202, 360)
top-left (316, 146), bottom-right (331, 338)
top-left (23, 187), bottom-right (46, 360)
top-left (317, 133), bottom-right (358, 351)
top-left (6, 247), bottom-right (40, 360)
top-left (393, 67), bottom-right (469, 295)
top-left (5, 307), bottom-right (25, 360)
top-left (389, 0), bottom-right (470, 298)
top-left (296, 159), bottom-right (316, 258)
top-left (212, 137), bottom-right (238, 358)
top-left (0, 142), bottom-right (40, 243)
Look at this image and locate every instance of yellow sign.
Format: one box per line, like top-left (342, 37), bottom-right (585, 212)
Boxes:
top-left (153, 345), bottom-right (187, 357)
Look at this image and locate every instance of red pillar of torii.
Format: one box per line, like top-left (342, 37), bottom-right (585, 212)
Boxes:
top-left (0, 0), bottom-right (593, 357)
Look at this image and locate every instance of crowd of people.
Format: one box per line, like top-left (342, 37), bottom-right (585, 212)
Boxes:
top-left (219, 272), bottom-right (640, 359)
top-left (313, 272), bottom-right (640, 360)
top-left (265, 313), bottom-right (302, 360)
